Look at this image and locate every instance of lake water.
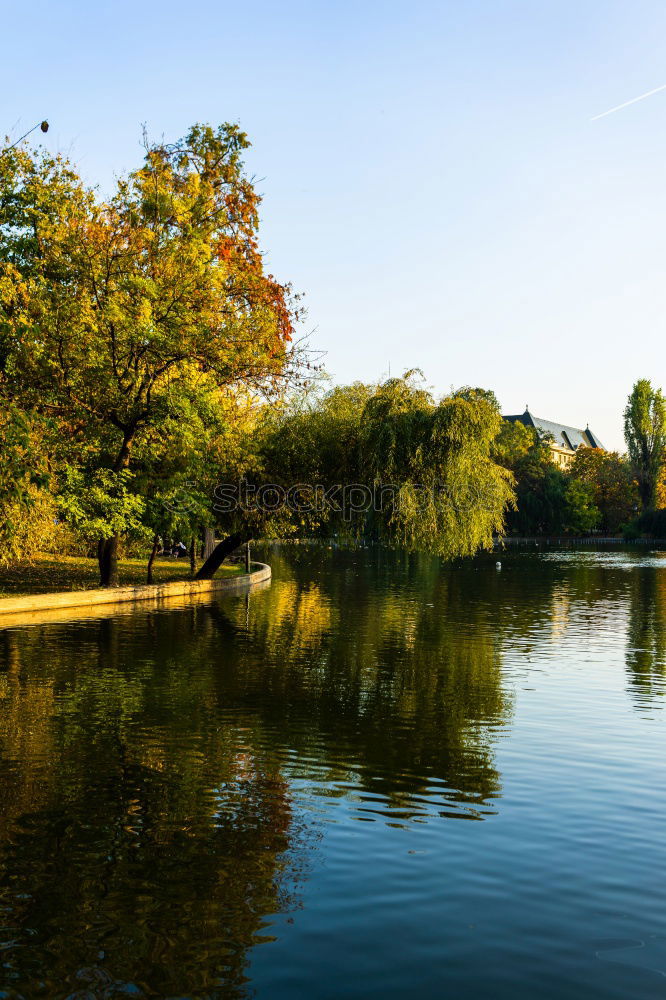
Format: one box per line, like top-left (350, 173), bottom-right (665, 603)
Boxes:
top-left (0, 544), bottom-right (665, 999)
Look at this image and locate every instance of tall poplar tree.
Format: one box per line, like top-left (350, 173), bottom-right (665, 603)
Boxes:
top-left (624, 379), bottom-right (666, 511)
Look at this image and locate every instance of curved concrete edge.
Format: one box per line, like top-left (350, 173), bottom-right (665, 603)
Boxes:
top-left (0, 562), bottom-right (271, 627)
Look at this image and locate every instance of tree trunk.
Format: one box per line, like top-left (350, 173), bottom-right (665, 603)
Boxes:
top-left (194, 532), bottom-right (249, 580)
top-left (147, 534), bottom-right (160, 584)
top-left (98, 534), bottom-right (120, 588)
top-left (189, 535), bottom-right (197, 578)
top-left (203, 527), bottom-right (216, 560)
top-left (638, 473), bottom-right (655, 512)
top-left (97, 427), bottom-right (135, 587)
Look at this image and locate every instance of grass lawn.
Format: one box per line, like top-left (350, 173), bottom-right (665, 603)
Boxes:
top-left (0, 553), bottom-right (243, 598)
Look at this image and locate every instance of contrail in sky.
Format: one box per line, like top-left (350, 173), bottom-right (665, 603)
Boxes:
top-left (591, 82), bottom-right (666, 120)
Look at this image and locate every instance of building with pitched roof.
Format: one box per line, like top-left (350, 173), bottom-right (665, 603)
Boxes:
top-left (503, 408), bottom-right (605, 469)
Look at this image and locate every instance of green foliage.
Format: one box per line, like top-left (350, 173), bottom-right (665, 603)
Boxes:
top-left (517, 462), bottom-right (566, 534)
top-left (0, 123), bottom-right (303, 582)
top-left (622, 519), bottom-right (641, 541)
top-left (624, 379), bottom-right (666, 510)
top-left (0, 403), bottom-right (54, 564)
top-left (495, 429), bottom-right (567, 535)
top-left (0, 126), bottom-right (298, 459)
top-left (563, 478), bottom-right (601, 534)
top-left (568, 448), bottom-right (637, 533)
top-left (132, 385), bottom-right (243, 542)
top-left (493, 421), bottom-right (638, 536)
top-left (361, 378), bottom-right (513, 556)
top-left (260, 374), bottom-right (514, 557)
top-left (57, 468), bottom-right (146, 542)
top-left (492, 419), bottom-right (536, 468)
top-left (633, 507), bottom-right (666, 538)
top-left (259, 381), bottom-right (374, 535)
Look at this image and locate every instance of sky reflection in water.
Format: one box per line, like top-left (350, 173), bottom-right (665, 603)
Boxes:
top-left (0, 544), bottom-right (664, 999)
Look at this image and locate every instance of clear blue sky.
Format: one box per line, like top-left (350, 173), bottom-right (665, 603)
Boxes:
top-left (4, 0), bottom-right (666, 450)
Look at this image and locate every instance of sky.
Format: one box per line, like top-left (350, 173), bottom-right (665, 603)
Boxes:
top-left (3, 0), bottom-right (666, 450)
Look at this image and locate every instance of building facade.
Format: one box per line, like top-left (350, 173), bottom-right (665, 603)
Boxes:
top-left (503, 409), bottom-right (605, 469)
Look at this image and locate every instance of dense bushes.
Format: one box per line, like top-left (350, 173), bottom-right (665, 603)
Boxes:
top-left (492, 420), bottom-right (640, 536)
top-left (632, 508), bottom-right (666, 538)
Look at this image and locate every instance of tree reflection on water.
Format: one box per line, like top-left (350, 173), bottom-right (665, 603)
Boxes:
top-left (626, 567), bottom-right (666, 707)
top-left (0, 546), bottom-right (514, 996)
top-left (0, 620), bottom-right (301, 997)
top-left (3, 543), bottom-right (657, 996)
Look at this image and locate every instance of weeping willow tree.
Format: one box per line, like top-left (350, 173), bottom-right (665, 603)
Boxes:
top-left (360, 377), bottom-right (514, 556)
top-left (257, 373), bottom-right (514, 558)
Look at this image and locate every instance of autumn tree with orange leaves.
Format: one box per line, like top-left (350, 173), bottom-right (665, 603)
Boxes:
top-left (0, 124), bottom-right (303, 585)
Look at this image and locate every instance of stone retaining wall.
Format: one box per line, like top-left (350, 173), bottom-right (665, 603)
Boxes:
top-left (0, 562), bottom-right (271, 628)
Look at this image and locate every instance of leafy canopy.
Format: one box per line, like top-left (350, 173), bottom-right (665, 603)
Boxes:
top-left (260, 374), bottom-right (514, 557)
top-left (0, 123), bottom-right (301, 473)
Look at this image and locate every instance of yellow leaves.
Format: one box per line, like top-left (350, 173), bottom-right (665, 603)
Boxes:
top-left (0, 262), bottom-right (29, 311)
top-left (2, 124), bottom-right (302, 510)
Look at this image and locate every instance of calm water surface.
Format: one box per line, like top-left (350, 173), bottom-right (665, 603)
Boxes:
top-left (0, 545), bottom-right (665, 998)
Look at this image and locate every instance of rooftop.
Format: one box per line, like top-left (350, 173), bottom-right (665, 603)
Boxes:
top-left (503, 409), bottom-right (605, 452)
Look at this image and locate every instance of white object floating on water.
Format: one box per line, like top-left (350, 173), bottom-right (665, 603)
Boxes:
top-left (495, 561), bottom-right (502, 570)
